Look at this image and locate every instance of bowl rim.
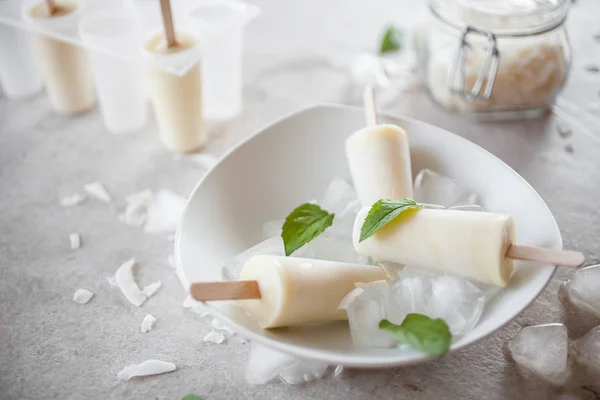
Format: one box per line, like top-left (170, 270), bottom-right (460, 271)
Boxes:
top-left (175, 103), bottom-right (560, 367)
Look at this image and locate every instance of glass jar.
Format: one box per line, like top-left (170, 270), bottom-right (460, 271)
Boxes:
top-left (419, 0), bottom-right (571, 119)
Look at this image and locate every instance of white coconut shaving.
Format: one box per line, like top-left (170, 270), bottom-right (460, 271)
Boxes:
top-left (142, 281), bottom-right (162, 298)
top-left (140, 314), bottom-right (157, 333)
top-left (167, 254), bottom-right (176, 269)
top-left (338, 287), bottom-right (365, 310)
top-left (119, 189), bottom-right (153, 227)
top-left (211, 318), bottom-right (236, 335)
top-left (69, 233), bottom-right (81, 250)
top-left (107, 276), bottom-right (118, 287)
top-left (203, 330), bottom-right (225, 344)
top-left (60, 193), bottom-right (87, 207)
top-left (144, 189), bottom-right (186, 234)
top-left (115, 258), bottom-right (147, 307)
top-left (182, 296), bottom-right (209, 316)
top-left (84, 181), bottom-right (113, 204)
top-left (117, 360), bottom-right (176, 381)
top-left (73, 288), bottom-right (94, 304)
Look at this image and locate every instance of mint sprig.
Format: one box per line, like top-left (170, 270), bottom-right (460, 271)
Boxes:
top-left (380, 314), bottom-right (452, 357)
top-left (359, 198), bottom-right (422, 242)
top-left (281, 203), bottom-right (334, 256)
top-left (380, 25), bottom-right (404, 54)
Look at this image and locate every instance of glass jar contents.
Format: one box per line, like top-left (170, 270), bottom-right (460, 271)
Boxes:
top-left (422, 0), bottom-right (571, 119)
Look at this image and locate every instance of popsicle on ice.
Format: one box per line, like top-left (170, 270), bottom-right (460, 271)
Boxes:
top-left (353, 206), bottom-right (584, 287)
top-left (345, 87), bottom-right (413, 207)
top-left (190, 255), bottom-right (387, 328)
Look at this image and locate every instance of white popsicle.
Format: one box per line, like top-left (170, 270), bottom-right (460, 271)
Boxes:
top-left (353, 207), bottom-right (517, 286)
top-left (346, 124), bottom-right (413, 207)
top-left (238, 255), bottom-right (387, 328)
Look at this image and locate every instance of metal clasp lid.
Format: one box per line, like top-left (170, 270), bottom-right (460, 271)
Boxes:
top-left (448, 27), bottom-right (500, 102)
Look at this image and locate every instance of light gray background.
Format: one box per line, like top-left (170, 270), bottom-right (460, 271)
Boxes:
top-left (1, 0), bottom-right (600, 399)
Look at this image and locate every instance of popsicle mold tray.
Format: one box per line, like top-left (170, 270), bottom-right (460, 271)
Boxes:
top-left (0, 0), bottom-right (260, 76)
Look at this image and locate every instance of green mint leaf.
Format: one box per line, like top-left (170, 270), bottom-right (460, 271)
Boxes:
top-left (282, 203), bottom-right (334, 256)
top-left (380, 25), bottom-right (404, 54)
top-left (182, 395), bottom-right (203, 400)
top-left (359, 198), bottom-right (422, 242)
top-left (379, 314), bottom-right (452, 357)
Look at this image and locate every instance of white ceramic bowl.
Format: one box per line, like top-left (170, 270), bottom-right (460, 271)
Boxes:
top-left (175, 104), bottom-right (560, 367)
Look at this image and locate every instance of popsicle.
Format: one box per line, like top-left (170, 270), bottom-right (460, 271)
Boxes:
top-left (346, 87), bottom-right (413, 207)
top-left (190, 255), bottom-right (387, 328)
top-left (353, 206), bottom-right (585, 286)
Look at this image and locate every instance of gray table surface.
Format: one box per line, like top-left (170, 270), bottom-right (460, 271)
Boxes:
top-left (1, 0), bottom-right (600, 399)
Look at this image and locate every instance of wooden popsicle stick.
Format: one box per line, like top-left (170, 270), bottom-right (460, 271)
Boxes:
top-left (190, 280), bottom-right (261, 301)
top-left (46, 0), bottom-right (56, 15)
top-left (506, 244), bottom-right (584, 268)
top-left (363, 85), bottom-right (378, 126)
top-left (159, 0), bottom-right (177, 48)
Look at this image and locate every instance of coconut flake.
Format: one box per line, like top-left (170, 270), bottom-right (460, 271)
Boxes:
top-left (211, 318), bottom-right (236, 335)
top-left (117, 360), bottom-right (176, 381)
top-left (73, 288), bottom-right (94, 304)
top-left (60, 193), bottom-right (87, 207)
top-left (107, 276), bottom-right (118, 287)
top-left (142, 281), bottom-right (162, 298)
top-left (69, 233), bottom-right (81, 250)
top-left (115, 258), bottom-right (147, 307)
top-left (140, 314), bottom-right (157, 333)
top-left (119, 189), bottom-right (153, 227)
top-left (84, 181), bottom-right (113, 204)
top-left (144, 190), bottom-right (186, 234)
top-left (203, 330), bottom-right (225, 344)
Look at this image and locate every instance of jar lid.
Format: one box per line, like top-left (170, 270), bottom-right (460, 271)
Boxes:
top-left (430, 0), bottom-right (569, 35)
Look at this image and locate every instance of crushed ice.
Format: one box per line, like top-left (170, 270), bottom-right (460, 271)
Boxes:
top-left (117, 360), bottom-right (176, 381)
top-left (413, 169), bottom-right (479, 207)
top-left (222, 236), bottom-right (285, 280)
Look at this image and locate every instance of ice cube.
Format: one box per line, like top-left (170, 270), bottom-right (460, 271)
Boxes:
top-left (342, 281), bottom-right (396, 348)
top-left (279, 360), bottom-right (330, 384)
top-left (387, 272), bottom-right (485, 337)
top-left (571, 325), bottom-right (600, 374)
top-left (379, 262), bottom-right (404, 280)
top-left (559, 265), bottom-right (600, 319)
top-left (321, 177), bottom-right (358, 215)
top-left (413, 169), bottom-right (479, 207)
top-left (427, 276), bottom-right (485, 337)
top-left (508, 323), bottom-right (570, 385)
top-left (222, 237), bottom-right (285, 280)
